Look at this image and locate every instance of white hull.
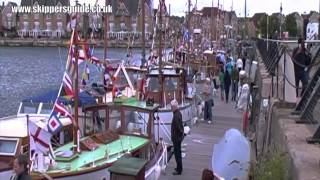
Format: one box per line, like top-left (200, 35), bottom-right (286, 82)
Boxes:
top-left (133, 103), bottom-right (196, 144)
top-left (0, 170), bottom-right (12, 180)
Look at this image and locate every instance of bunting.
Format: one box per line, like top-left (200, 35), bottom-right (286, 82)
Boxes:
top-left (47, 113), bottom-right (63, 135)
top-left (61, 72), bottom-right (74, 98)
top-left (53, 100), bottom-right (74, 125)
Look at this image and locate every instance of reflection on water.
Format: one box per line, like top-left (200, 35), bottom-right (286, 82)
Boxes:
top-left (0, 47), bottom-right (146, 118)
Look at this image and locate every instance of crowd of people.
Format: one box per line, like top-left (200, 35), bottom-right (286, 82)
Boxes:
top-left (217, 55), bottom-right (246, 104)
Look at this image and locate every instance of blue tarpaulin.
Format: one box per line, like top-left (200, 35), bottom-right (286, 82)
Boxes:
top-left (22, 89), bottom-right (96, 107)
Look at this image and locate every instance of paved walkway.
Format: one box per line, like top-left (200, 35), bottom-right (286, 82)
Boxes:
top-left (160, 93), bottom-right (243, 180)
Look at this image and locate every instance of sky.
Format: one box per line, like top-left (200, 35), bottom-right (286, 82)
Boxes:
top-left (3, 0), bottom-right (320, 17)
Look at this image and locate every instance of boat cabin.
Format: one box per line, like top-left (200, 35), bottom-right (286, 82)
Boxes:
top-left (145, 66), bottom-right (186, 107)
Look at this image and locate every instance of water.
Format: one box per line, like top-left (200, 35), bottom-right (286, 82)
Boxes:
top-left (0, 47), bottom-right (145, 118)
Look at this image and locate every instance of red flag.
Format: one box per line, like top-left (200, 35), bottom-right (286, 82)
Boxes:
top-left (62, 72), bottom-right (74, 98)
top-left (53, 101), bottom-right (74, 125)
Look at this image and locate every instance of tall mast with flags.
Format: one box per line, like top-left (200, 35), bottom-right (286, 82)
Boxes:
top-left (141, 0), bottom-right (146, 66)
top-left (159, 0), bottom-right (164, 107)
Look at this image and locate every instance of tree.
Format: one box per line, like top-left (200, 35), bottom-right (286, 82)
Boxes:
top-left (256, 14), bottom-right (282, 38)
top-left (284, 13), bottom-right (298, 37)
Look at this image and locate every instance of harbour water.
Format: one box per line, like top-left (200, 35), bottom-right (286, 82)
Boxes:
top-left (0, 47), bottom-right (146, 118)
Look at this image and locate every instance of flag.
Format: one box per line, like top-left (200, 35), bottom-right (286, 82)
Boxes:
top-left (29, 121), bottom-right (52, 154)
top-left (47, 113), bottom-right (63, 135)
top-left (53, 101), bottom-right (74, 125)
top-left (61, 72), bottom-right (74, 98)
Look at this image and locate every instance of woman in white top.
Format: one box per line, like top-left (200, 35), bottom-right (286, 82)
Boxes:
top-left (236, 58), bottom-right (243, 71)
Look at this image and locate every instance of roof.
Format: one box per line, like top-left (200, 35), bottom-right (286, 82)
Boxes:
top-left (0, 115), bottom-right (71, 138)
top-left (22, 89), bottom-right (96, 107)
top-left (21, 0), bottom-right (69, 6)
top-left (111, 0), bottom-right (139, 16)
top-left (201, 7), bottom-right (221, 17)
top-left (148, 67), bottom-right (182, 77)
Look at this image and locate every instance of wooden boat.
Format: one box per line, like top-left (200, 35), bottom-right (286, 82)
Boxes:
top-left (132, 66), bottom-right (196, 144)
top-left (0, 89), bottom-right (96, 180)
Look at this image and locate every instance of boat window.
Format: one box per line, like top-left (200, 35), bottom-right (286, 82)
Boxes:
top-left (19, 102), bottom-right (39, 114)
top-left (164, 77), bottom-right (178, 91)
top-left (146, 77), bottom-right (160, 92)
top-left (125, 110), bottom-right (151, 137)
top-left (0, 138), bottom-right (18, 156)
top-left (40, 103), bottom-right (53, 114)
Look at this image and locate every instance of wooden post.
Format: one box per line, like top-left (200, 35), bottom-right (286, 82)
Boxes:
top-left (120, 107), bottom-right (125, 133)
top-left (105, 108), bottom-right (109, 130)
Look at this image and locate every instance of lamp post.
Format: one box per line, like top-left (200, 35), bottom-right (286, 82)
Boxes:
top-left (279, 3), bottom-right (283, 40)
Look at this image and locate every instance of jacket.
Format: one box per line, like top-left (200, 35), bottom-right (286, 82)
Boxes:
top-left (171, 109), bottom-right (184, 143)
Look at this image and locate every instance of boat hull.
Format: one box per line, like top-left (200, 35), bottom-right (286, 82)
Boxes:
top-left (0, 170), bottom-right (12, 180)
top-left (133, 103), bottom-right (196, 144)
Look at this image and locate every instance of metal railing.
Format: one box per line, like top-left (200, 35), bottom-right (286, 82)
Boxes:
top-left (256, 38), bottom-right (320, 143)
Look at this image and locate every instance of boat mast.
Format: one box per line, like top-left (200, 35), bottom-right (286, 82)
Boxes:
top-left (104, 0), bottom-right (108, 60)
top-left (159, 0), bottom-right (164, 107)
top-left (73, 43), bottom-right (79, 153)
top-left (141, 0), bottom-right (146, 66)
top-left (187, 0), bottom-right (191, 58)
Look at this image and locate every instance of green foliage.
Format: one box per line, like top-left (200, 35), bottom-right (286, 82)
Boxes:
top-left (258, 14), bottom-right (284, 38)
top-left (284, 13), bottom-right (298, 37)
top-left (252, 150), bottom-right (288, 180)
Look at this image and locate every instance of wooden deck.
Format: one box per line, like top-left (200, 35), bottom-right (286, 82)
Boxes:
top-left (160, 94), bottom-right (243, 180)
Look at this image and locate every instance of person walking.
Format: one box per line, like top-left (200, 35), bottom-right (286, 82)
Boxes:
top-left (10, 154), bottom-right (32, 180)
top-left (170, 99), bottom-right (184, 175)
top-left (236, 57), bottom-right (243, 71)
top-left (231, 65), bottom-right (239, 101)
top-left (292, 37), bottom-right (311, 97)
top-left (219, 68), bottom-right (225, 101)
top-left (224, 70), bottom-right (232, 103)
top-left (203, 78), bottom-right (214, 124)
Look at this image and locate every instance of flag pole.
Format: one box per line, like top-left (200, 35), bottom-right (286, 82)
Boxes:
top-left (73, 45), bottom-right (80, 154)
top-left (26, 114), bottom-right (31, 174)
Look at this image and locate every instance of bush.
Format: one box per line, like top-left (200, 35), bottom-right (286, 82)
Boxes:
top-left (252, 150), bottom-right (288, 180)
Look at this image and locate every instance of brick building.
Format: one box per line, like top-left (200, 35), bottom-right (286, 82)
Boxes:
top-left (18, 0), bottom-right (70, 38)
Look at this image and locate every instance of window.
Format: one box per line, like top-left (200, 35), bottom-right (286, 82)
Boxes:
top-left (23, 14), bottom-right (28, 20)
top-left (19, 102), bottom-right (39, 114)
top-left (0, 138), bottom-right (19, 156)
top-left (34, 14), bottom-right (39, 20)
top-left (46, 14), bottom-right (51, 19)
top-left (57, 14), bottom-right (62, 20)
top-left (40, 103), bottom-right (53, 114)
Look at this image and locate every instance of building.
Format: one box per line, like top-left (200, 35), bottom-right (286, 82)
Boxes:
top-left (0, 2), bottom-right (4, 36)
top-left (19, 0), bottom-right (70, 38)
top-left (1, 1), bottom-right (17, 37)
top-left (105, 0), bottom-right (154, 40)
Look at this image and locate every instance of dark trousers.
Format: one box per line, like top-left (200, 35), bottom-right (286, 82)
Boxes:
top-left (173, 140), bottom-right (183, 173)
top-left (225, 85), bottom-right (230, 103)
top-left (232, 81), bottom-right (238, 101)
top-left (204, 99), bottom-right (213, 121)
top-left (295, 71), bottom-right (308, 97)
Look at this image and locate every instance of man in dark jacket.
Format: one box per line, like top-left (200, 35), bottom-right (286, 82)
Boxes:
top-left (292, 38), bottom-right (311, 96)
top-left (11, 154), bottom-right (32, 180)
top-left (170, 99), bottom-right (184, 175)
